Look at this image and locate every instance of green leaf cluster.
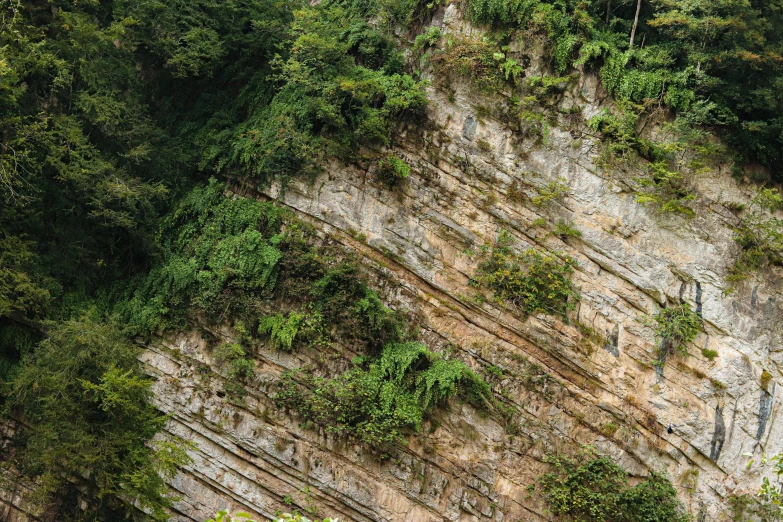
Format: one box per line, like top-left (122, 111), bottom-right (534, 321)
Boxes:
top-left (7, 317), bottom-right (191, 521)
top-left (654, 303), bottom-right (701, 357)
top-left (727, 188), bottom-right (783, 288)
top-left (475, 231), bottom-right (580, 320)
top-left (539, 452), bottom-right (691, 522)
top-left (465, 0), bottom-right (783, 183)
top-left (276, 341), bottom-right (491, 449)
top-left (116, 180), bottom-right (286, 333)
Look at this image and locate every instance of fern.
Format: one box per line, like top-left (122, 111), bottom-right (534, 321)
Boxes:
top-left (259, 312), bottom-right (306, 351)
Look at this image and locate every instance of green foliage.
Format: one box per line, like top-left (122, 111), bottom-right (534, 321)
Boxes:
top-left (376, 154), bottom-right (412, 187)
top-left (728, 493), bottom-right (783, 522)
top-left (7, 317), bottom-right (191, 521)
top-left (747, 453), bottom-right (783, 518)
top-left (0, 234), bottom-right (52, 319)
top-left (207, 511), bottom-right (256, 522)
top-left (475, 231), bottom-right (580, 320)
top-left (701, 348), bottom-right (719, 361)
top-left (213, 342), bottom-right (255, 382)
top-left (429, 35), bottom-right (511, 92)
top-left (635, 161), bottom-right (697, 217)
top-left (654, 303), bottom-right (701, 357)
top-left (117, 180), bottom-right (285, 333)
top-left (259, 312), bottom-right (306, 351)
top-left (727, 188), bottom-right (783, 288)
top-left (414, 26), bottom-right (442, 53)
top-left (539, 451), bottom-right (691, 522)
top-left (466, 0), bottom-right (783, 182)
top-left (532, 177), bottom-right (570, 206)
top-left (211, 5), bottom-right (427, 184)
top-left (276, 341), bottom-right (491, 449)
top-left (553, 220), bottom-right (582, 240)
top-left (258, 311), bottom-right (325, 351)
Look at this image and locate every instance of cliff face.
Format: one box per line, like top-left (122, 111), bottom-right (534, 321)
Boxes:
top-left (5, 7), bottom-right (781, 522)
top-left (140, 11), bottom-right (781, 521)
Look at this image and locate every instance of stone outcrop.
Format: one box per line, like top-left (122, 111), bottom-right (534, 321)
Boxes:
top-left (5, 6), bottom-right (783, 522)
top-left (143, 36), bottom-right (781, 521)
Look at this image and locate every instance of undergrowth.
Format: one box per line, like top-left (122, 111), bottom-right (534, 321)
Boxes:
top-left (276, 341), bottom-right (492, 452)
top-left (118, 180), bottom-right (499, 454)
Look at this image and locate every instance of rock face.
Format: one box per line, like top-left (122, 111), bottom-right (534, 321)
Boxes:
top-left (142, 39), bottom-right (781, 522)
top-left (5, 9), bottom-right (783, 522)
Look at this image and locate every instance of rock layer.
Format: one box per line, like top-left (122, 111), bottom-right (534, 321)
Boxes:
top-left (141, 64), bottom-right (782, 520)
top-left (5, 8), bottom-right (783, 522)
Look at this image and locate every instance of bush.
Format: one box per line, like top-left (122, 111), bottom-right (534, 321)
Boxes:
top-left (117, 180), bottom-right (285, 333)
top-left (727, 188), bottom-right (783, 289)
top-left (220, 6), bottom-right (427, 184)
top-left (475, 231), bottom-right (580, 320)
top-left (654, 303), bottom-right (700, 357)
top-left (214, 342), bottom-right (255, 380)
top-left (376, 154), bottom-right (411, 188)
top-left (8, 317), bottom-right (191, 521)
top-left (413, 26), bottom-right (441, 53)
top-left (276, 341), bottom-right (491, 449)
top-left (538, 452), bottom-right (691, 522)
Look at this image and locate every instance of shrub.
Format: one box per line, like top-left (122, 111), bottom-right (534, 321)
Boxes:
top-left (538, 452), bottom-right (691, 522)
top-left (475, 231), bottom-right (580, 320)
top-left (727, 188), bottom-right (783, 289)
top-left (117, 180), bottom-right (285, 334)
top-left (532, 178), bottom-right (569, 206)
top-left (701, 348), bottom-right (718, 361)
top-left (9, 317), bottom-right (192, 521)
top-left (276, 341), bottom-right (491, 449)
top-left (214, 342), bottom-right (255, 381)
top-left (213, 342), bottom-right (255, 400)
top-left (654, 303), bottom-right (700, 357)
top-left (413, 26), bottom-right (441, 53)
top-left (554, 220), bottom-right (582, 239)
top-left (259, 312), bottom-right (307, 351)
top-left (429, 36), bottom-right (508, 92)
top-left (376, 154), bottom-right (411, 187)
top-left (216, 5), bottom-right (427, 184)
top-left (635, 161), bottom-right (696, 218)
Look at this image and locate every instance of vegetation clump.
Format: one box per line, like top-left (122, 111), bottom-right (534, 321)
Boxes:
top-left (475, 231), bottom-right (580, 320)
top-left (727, 188), bottom-right (783, 289)
top-left (654, 303), bottom-right (701, 357)
top-left (376, 154), bottom-right (412, 188)
top-left (276, 341), bottom-right (491, 450)
top-left (464, 0), bottom-right (783, 183)
top-left (538, 451), bottom-right (691, 522)
top-left (7, 317), bottom-right (191, 521)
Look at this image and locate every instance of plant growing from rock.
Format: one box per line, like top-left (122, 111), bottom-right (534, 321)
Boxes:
top-left (376, 154), bottom-right (411, 188)
top-left (532, 178), bottom-right (570, 206)
top-left (654, 303), bottom-right (700, 357)
top-left (538, 450), bottom-right (691, 522)
top-left (474, 231), bottom-right (580, 320)
top-left (259, 311), bottom-right (324, 351)
top-left (275, 341), bottom-right (492, 450)
top-left (727, 188), bottom-right (783, 290)
top-left (213, 342), bottom-right (255, 401)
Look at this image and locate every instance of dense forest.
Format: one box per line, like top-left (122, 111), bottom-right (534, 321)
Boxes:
top-left (1, 0), bottom-right (782, 519)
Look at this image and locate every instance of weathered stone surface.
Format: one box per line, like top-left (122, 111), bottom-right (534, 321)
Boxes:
top-left (4, 8), bottom-right (782, 522)
top-left (134, 63), bottom-right (783, 519)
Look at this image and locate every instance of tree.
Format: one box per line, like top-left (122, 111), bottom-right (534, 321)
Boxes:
top-left (8, 317), bottom-right (191, 521)
top-left (629, 0), bottom-right (642, 47)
